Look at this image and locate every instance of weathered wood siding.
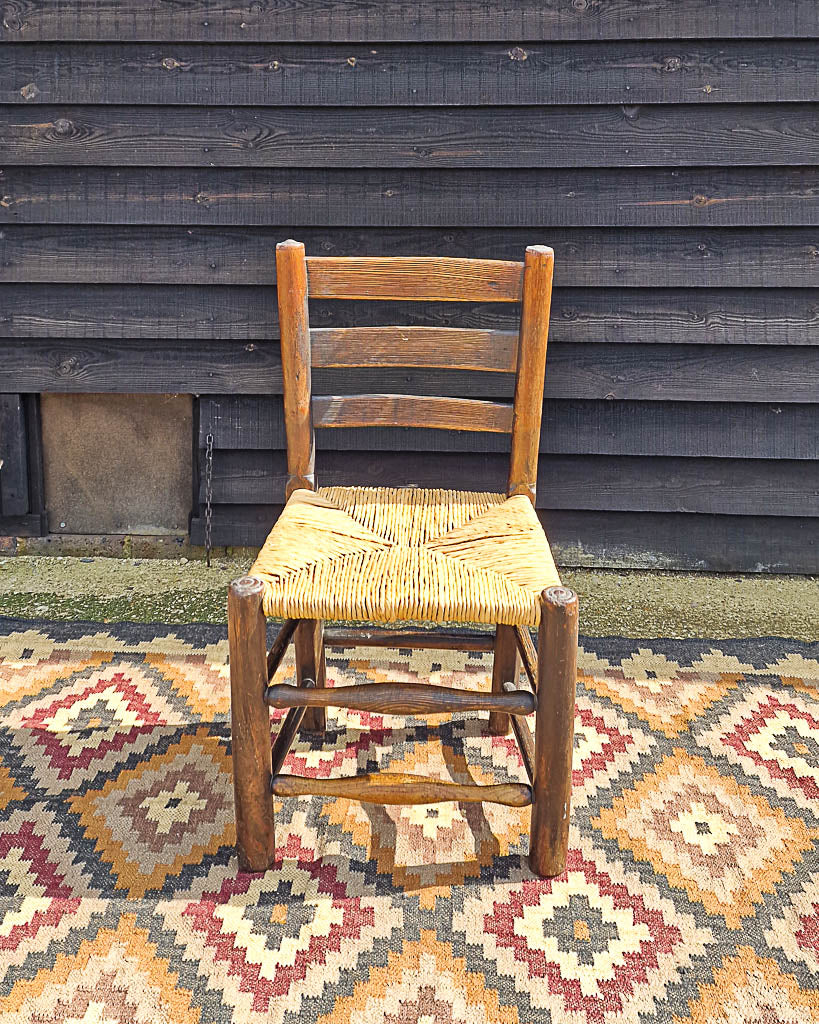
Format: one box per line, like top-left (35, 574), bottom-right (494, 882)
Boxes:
top-left (1, 2), bottom-right (817, 569)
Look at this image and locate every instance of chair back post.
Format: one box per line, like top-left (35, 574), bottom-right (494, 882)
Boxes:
top-left (507, 245), bottom-right (554, 504)
top-left (276, 239), bottom-right (315, 498)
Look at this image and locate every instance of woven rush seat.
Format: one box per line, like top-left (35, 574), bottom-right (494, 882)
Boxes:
top-left (250, 485), bottom-right (561, 627)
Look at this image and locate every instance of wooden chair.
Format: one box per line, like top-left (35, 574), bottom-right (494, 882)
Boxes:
top-left (228, 241), bottom-right (578, 879)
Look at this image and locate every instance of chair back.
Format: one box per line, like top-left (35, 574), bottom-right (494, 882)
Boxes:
top-left (276, 240), bottom-right (554, 503)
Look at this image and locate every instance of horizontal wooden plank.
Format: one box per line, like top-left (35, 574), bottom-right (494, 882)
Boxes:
top-left (312, 394), bottom-right (514, 432)
top-left (200, 397), bottom-right (819, 460)
top-left (5, 41), bottom-right (818, 106)
top-left (2, 104), bottom-right (817, 167)
top-left (203, 451), bottom-right (819, 517)
top-left (3, 167), bottom-right (817, 228)
top-left (4, 226), bottom-right (819, 289)
top-left (3, 1), bottom-right (814, 42)
top-left (311, 327), bottom-right (519, 372)
top-left (4, 339), bottom-right (817, 402)
top-left (306, 255), bottom-right (524, 301)
top-left (190, 507), bottom-right (819, 573)
top-left (2, 284), bottom-right (818, 347)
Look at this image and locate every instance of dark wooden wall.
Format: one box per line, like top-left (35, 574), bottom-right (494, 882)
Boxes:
top-left (1, 2), bottom-right (817, 570)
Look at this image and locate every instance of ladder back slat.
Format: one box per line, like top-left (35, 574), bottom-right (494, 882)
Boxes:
top-left (311, 326), bottom-right (519, 373)
top-left (306, 256), bottom-right (524, 302)
top-left (312, 394), bottom-right (514, 433)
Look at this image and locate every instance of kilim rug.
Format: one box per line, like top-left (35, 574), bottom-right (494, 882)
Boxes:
top-left (0, 618), bottom-right (818, 1023)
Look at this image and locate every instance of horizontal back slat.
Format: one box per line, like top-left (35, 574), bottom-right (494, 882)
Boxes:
top-left (305, 256), bottom-right (523, 301)
top-left (312, 394), bottom-right (514, 433)
top-left (311, 326), bottom-right (518, 372)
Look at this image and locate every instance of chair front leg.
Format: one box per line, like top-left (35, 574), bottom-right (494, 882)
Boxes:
top-left (529, 586), bottom-right (578, 878)
top-left (295, 618), bottom-right (327, 733)
top-left (228, 576), bottom-right (276, 872)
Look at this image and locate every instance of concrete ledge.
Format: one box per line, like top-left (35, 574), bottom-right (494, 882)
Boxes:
top-left (0, 556), bottom-right (816, 640)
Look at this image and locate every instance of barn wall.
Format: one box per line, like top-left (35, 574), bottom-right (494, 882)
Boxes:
top-left (1, 2), bottom-right (817, 569)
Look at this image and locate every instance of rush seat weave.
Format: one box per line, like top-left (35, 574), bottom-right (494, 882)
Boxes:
top-left (250, 486), bottom-right (561, 626)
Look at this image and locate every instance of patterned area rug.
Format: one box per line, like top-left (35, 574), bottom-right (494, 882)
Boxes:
top-left (0, 619), bottom-right (818, 1023)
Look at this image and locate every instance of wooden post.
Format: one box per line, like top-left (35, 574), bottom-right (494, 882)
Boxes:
top-left (228, 576), bottom-right (275, 872)
top-left (529, 585), bottom-right (578, 878)
top-left (507, 245), bottom-right (554, 505)
top-left (489, 623), bottom-right (519, 735)
top-left (276, 239), bottom-right (315, 499)
top-left (294, 618), bottom-right (326, 733)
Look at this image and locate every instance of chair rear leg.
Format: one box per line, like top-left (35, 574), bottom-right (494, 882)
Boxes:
top-left (295, 618), bottom-right (327, 733)
top-left (529, 586), bottom-right (578, 878)
top-left (489, 624), bottom-right (518, 735)
top-left (228, 577), bottom-right (276, 872)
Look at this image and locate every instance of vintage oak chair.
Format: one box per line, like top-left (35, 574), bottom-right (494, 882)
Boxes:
top-left (228, 240), bottom-right (578, 880)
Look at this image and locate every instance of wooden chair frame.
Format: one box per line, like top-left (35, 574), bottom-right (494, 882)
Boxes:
top-left (228, 241), bottom-right (578, 879)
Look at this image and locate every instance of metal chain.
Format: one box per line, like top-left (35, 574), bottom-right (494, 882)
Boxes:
top-left (205, 432), bottom-right (214, 568)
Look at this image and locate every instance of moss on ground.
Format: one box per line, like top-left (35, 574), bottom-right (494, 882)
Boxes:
top-left (0, 556), bottom-right (816, 640)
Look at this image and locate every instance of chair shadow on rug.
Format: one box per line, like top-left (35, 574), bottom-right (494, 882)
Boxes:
top-left (271, 709), bottom-right (526, 893)
top-left (228, 242), bottom-right (579, 881)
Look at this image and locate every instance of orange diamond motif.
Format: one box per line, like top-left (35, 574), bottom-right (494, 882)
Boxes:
top-left (3, 914), bottom-right (201, 1023)
top-left (68, 728), bottom-right (235, 897)
top-left (673, 945), bottom-right (819, 1023)
top-left (593, 749), bottom-right (819, 927)
top-left (578, 649), bottom-right (742, 738)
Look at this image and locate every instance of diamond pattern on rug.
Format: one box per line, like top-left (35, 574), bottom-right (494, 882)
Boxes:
top-left (763, 868), bottom-right (819, 977)
top-left (593, 747), bottom-right (819, 928)
top-left (455, 834), bottom-right (714, 1023)
top-left (316, 731), bottom-right (530, 895)
top-left (0, 805), bottom-right (102, 988)
top-left (312, 929), bottom-right (519, 1024)
top-left (698, 682), bottom-right (819, 813)
top-left (66, 728), bottom-right (235, 896)
top-left (673, 945), bottom-right (819, 1023)
top-left (0, 621), bottom-right (817, 1023)
top-left (145, 651), bottom-right (233, 720)
top-left (578, 647), bottom-right (742, 737)
top-left (154, 880), bottom-right (404, 1024)
top-left (2, 914), bottom-right (201, 1023)
top-left (571, 691), bottom-right (657, 807)
top-left (0, 648), bottom-right (113, 708)
top-left (2, 661), bottom-right (192, 796)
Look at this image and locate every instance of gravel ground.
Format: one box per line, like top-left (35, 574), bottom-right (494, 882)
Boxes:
top-left (1, 556), bottom-right (816, 639)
